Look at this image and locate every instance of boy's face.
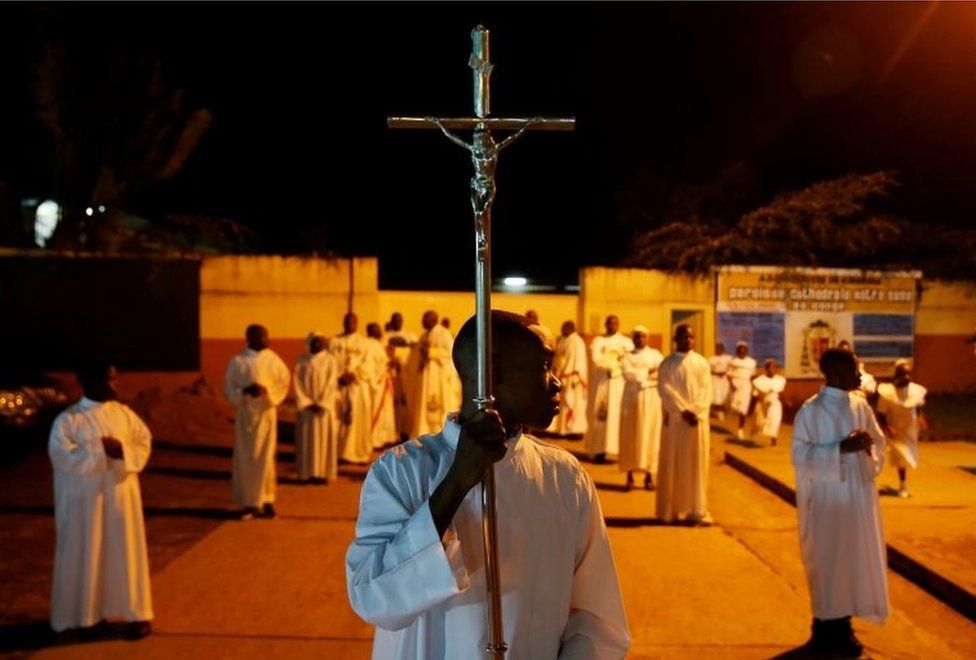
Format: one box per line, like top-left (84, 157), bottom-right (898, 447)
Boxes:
top-left (83, 366), bottom-right (119, 402)
top-left (494, 326), bottom-right (561, 430)
top-left (825, 359), bottom-right (861, 391)
top-left (675, 327), bottom-right (694, 352)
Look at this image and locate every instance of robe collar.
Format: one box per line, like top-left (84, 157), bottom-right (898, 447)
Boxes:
top-left (243, 347), bottom-right (266, 357)
top-left (77, 396), bottom-right (106, 410)
top-left (819, 385), bottom-right (850, 401)
top-left (442, 413), bottom-right (523, 460)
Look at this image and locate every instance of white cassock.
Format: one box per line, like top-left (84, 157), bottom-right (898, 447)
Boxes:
top-left (294, 349), bottom-right (339, 481)
top-left (752, 373), bottom-right (787, 438)
top-left (791, 387), bottom-right (889, 623)
top-left (619, 347), bottom-right (664, 474)
top-left (386, 330), bottom-right (418, 439)
top-left (331, 332), bottom-right (375, 464)
top-left (225, 347), bottom-right (291, 507)
top-left (877, 382), bottom-right (926, 470)
top-left (411, 325), bottom-right (460, 438)
top-left (48, 398), bottom-right (153, 631)
top-left (727, 356), bottom-right (757, 415)
top-left (554, 332), bottom-right (589, 436)
top-left (656, 350), bottom-right (712, 522)
top-left (584, 333), bottom-right (634, 456)
top-left (707, 354), bottom-right (732, 407)
top-left (346, 417), bottom-right (630, 659)
top-left (365, 337), bottom-right (397, 449)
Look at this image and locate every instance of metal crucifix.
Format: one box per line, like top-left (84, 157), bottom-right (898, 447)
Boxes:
top-left (387, 26), bottom-right (574, 659)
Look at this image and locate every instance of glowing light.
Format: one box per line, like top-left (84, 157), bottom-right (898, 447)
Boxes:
top-left (34, 200), bottom-right (60, 247)
top-left (85, 207), bottom-right (94, 217)
top-left (503, 276), bottom-right (528, 288)
top-left (97, 205), bottom-right (106, 213)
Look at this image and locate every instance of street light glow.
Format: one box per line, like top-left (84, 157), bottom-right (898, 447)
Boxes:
top-left (503, 276), bottom-right (527, 288)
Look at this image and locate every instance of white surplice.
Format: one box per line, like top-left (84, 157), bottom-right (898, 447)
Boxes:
top-left (791, 386), bottom-right (889, 624)
top-left (656, 350), bottom-right (712, 522)
top-left (752, 373), bottom-right (787, 438)
top-left (224, 347), bottom-right (291, 507)
top-left (584, 333), bottom-right (634, 456)
top-left (554, 332), bottom-right (589, 436)
top-left (877, 382), bottom-right (926, 469)
top-left (48, 398), bottom-right (153, 631)
top-left (346, 417), bottom-right (630, 660)
top-left (728, 355), bottom-right (757, 415)
top-left (294, 349), bottom-right (339, 481)
top-left (365, 337), bottom-right (397, 449)
top-left (331, 332), bottom-right (375, 464)
top-left (707, 353), bottom-right (732, 407)
top-left (411, 325), bottom-right (460, 438)
top-left (619, 347), bottom-right (664, 474)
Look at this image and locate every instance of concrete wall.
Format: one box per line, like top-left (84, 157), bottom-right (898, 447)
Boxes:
top-left (915, 280), bottom-right (976, 392)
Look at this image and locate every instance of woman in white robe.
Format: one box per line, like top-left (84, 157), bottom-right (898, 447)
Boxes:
top-left (618, 327), bottom-right (664, 489)
top-left (728, 342), bottom-right (757, 439)
top-left (707, 343), bottom-right (732, 419)
top-left (294, 332), bottom-right (339, 482)
top-left (751, 359), bottom-right (787, 446)
top-left (876, 360), bottom-right (927, 498)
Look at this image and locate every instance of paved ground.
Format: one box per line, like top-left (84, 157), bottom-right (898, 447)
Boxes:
top-left (2, 394), bottom-right (975, 658)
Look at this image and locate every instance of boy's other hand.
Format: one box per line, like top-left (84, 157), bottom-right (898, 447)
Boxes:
top-left (840, 430), bottom-right (872, 453)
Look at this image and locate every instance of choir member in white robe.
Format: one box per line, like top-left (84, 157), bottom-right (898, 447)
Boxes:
top-left (385, 312), bottom-right (419, 441)
top-left (553, 321), bottom-right (589, 436)
top-left (294, 331), bottom-right (339, 483)
top-left (411, 310), bottom-right (461, 438)
top-left (48, 363), bottom-right (153, 638)
top-left (584, 315), bottom-right (634, 462)
top-left (331, 313), bottom-right (375, 464)
top-left (877, 360), bottom-right (927, 498)
top-left (366, 323), bottom-right (398, 449)
top-left (707, 342), bottom-right (732, 419)
top-left (619, 326), bottom-right (664, 490)
top-left (224, 324), bottom-right (291, 518)
top-left (657, 324), bottom-right (713, 524)
top-left (346, 311), bottom-right (630, 659)
top-left (728, 341), bottom-right (757, 439)
top-left (791, 348), bottom-right (888, 657)
top-left (751, 359), bottom-right (787, 447)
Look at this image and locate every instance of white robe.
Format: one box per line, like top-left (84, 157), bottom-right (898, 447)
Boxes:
top-left (386, 330), bottom-right (418, 439)
top-left (584, 333), bottom-right (634, 456)
top-left (791, 387), bottom-right (889, 624)
top-left (48, 398), bottom-right (153, 631)
top-left (331, 333), bottom-right (375, 464)
top-left (365, 337), bottom-right (397, 449)
top-left (752, 374), bottom-right (787, 438)
top-left (727, 356), bottom-right (757, 415)
top-left (554, 332), bottom-right (589, 436)
top-left (656, 350), bottom-right (712, 522)
top-left (619, 347), bottom-right (664, 474)
top-left (346, 418), bottom-right (630, 659)
top-left (411, 325), bottom-right (460, 438)
top-left (294, 350), bottom-right (339, 480)
top-left (224, 347), bottom-right (291, 507)
top-left (858, 364), bottom-right (878, 396)
top-left (707, 354), bottom-right (732, 407)
top-left (877, 382), bottom-right (926, 470)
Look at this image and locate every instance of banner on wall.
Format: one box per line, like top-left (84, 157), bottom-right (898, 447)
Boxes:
top-left (715, 266), bottom-right (920, 379)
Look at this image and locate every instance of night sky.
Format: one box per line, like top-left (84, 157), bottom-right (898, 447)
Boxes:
top-left (2, 3), bottom-right (976, 289)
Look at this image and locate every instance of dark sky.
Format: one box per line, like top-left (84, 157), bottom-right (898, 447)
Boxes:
top-left (3, 2), bottom-right (976, 288)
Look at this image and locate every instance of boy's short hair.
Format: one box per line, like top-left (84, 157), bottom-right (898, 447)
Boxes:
top-left (819, 348), bottom-right (856, 375)
top-left (76, 361), bottom-right (114, 388)
top-left (453, 311), bottom-right (539, 377)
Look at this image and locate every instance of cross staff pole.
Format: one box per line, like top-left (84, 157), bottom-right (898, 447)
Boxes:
top-left (387, 26), bottom-right (574, 659)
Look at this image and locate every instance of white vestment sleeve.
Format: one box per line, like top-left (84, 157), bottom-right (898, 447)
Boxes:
top-left (559, 470), bottom-right (630, 659)
top-left (223, 358), bottom-right (243, 408)
top-left (318, 357), bottom-right (339, 410)
top-left (293, 360), bottom-right (313, 410)
top-left (48, 414), bottom-right (101, 475)
top-left (266, 354), bottom-right (291, 406)
top-left (346, 456), bottom-right (469, 631)
top-left (692, 358), bottom-right (712, 421)
top-left (857, 399), bottom-right (886, 476)
top-left (120, 408), bottom-right (152, 474)
top-left (791, 405), bottom-right (842, 484)
top-left (658, 365), bottom-right (692, 414)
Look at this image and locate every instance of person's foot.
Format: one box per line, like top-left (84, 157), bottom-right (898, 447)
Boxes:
top-left (123, 621), bottom-right (152, 641)
top-left (692, 513), bottom-right (714, 527)
top-left (593, 453), bottom-right (607, 464)
top-left (770, 437), bottom-right (777, 447)
top-left (625, 472), bottom-right (634, 491)
top-left (239, 506), bottom-right (259, 521)
top-left (260, 503), bottom-right (277, 518)
top-left (898, 486), bottom-right (911, 499)
top-left (644, 473), bottom-right (655, 491)
top-left (76, 619), bottom-right (109, 639)
top-left (736, 428), bottom-right (744, 440)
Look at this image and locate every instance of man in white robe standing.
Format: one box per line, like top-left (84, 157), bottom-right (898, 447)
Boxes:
top-left (728, 341), bottom-right (757, 439)
top-left (224, 324), bottom-right (291, 519)
top-left (657, 324), bottom-right (713, 525)
top-left (411, 310), bottom-right (460, 438)
top-left (331, 313), bottom-right (375, 464)
top-left (877, 359), bottom-right (927, 498)
top-left (585, 314), bottom-right (634, 463)
top-left (48, 362), bottom-right (153, 638)
top-left (791, 348), bottom-right (888, 657)
top-left (619, 326), bottom-right (664, 491)
top-left (553, 320), bottom-right (589, 437)
top-left (385, 312), bottom-right (418, 442)
top-left (294, 331), bottom-right (339, 484)
top-left (366, 322), bottom-right (398, 449)
top-left (708, 342), bottom-right (732, 420)
top-left (346, 311), bottom-right (630, 659)
top-left (751, 359), bottom-right (787, 447)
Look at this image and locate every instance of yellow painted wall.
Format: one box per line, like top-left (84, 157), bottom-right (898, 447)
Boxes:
top-left (916, 280), bottom-right (976, 335)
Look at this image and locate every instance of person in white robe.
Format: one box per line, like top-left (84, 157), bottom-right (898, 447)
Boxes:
top-left (224, 324), bottom-right (291, 518)
top-left (384, 312), bottom-right (419, 442)
top-left (48, 363), bottom-right (153, 638)
top-left (584, 315), bottom-right (634, 462)
top-left (411, 310), bottom-right (461, 438)
top-left (346, 310), bottom-right (630, 659)
top-left (553, 320), bottom-right (589, 436)
top-left (331, 313), bottom-right (375, 464)
top-left (366, 323), bottom-right (398, 449)
top-left (293, 331), bottom-right (339, 483)
top-left (791, 347), bottom-right (888, 656)
top-left (707, 342), bottom-right (732, 420)
top-left (876, 360), bottom-right (927, 498)
top-left (751, 359), bottom-right (787, 447)
top-left (619, 326), bottom-right (664, 490)
top-left (657, 324), bottom-right (713, 524)
top-left (728, 341), bottom-right (757, 439)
